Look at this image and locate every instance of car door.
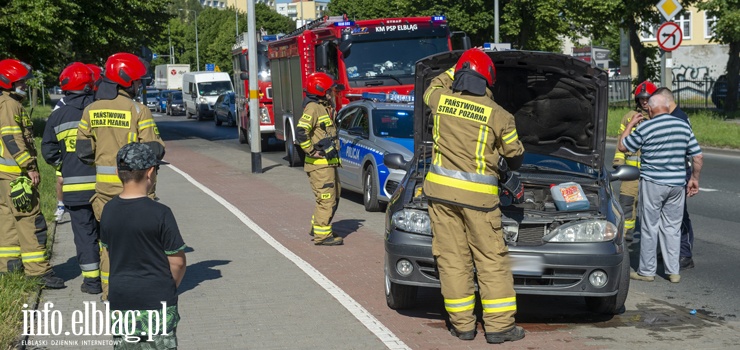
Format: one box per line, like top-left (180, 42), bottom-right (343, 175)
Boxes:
top-left (344, 107), bottom-right (371, 189)
top-left (336, 107), bottom-right (359, 190)
top-left (214, 94), bottom-right (225, 120)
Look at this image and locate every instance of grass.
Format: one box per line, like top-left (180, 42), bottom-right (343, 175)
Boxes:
top-left (0, 105), bottom-right (59, 350)
top-left (608, 107), bottom-right (740, 149)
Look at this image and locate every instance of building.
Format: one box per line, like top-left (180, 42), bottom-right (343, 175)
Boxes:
top-left (201, 0), bottom-right (227, 9)
top-left (218, 0), bottom-right (276, 12)
top-left (276, 0), bottom-right (330, 28)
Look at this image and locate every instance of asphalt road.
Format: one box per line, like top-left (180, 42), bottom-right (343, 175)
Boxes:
top-left (154, 112), bottom-right (740, 324)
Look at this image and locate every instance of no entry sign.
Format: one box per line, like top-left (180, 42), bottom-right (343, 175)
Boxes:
top-left (657, 22), bottom-right (682, 52)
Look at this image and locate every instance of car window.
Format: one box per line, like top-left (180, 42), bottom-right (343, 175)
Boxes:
top-left (372, 109), bottom-right (413, 138)
top-left (338, 107), bottom-right (358, 130)
top-left (216, 95), bottom-right (224, 104)
top-left (352, 108), bottom-right (370, 134)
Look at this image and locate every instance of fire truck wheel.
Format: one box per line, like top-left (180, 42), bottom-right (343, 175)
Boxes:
top-left (285, 129), bottom-right (303, 167)
top-left (238, 127), bottom-right (247, 144)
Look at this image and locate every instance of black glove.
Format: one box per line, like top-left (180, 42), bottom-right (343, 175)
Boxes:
top-left (315, 138), bottom-right (338, 159)
top-left (498, 157), bottom-right (524, 204)
top-left (10, 176), bottom-right (33, 212)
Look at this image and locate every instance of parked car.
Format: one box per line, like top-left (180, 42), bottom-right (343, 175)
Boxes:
top-left (166, 91), bottom-right (184, 116)
top-left (50, 86), bottom-right (63, 94)
top-left (156, 90), bottom-right (175, 113)
top-left (382, 50), bottom-right (639, 315)
top-left (711, 74), bottom-right (740, 109)
top-left (214, 91), bottom-right (236, 127)
top-left (182, 72), bottom-right (233, 120)
top-left (142, 89), bottom-right (159, 111)
top-left (336, 96), bottom-right (414, 212)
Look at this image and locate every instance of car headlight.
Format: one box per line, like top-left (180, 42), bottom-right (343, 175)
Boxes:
top-left (543, 220), bottom-right (617, 243)
top-left (391, 209), bottom-right (431, 235)
top-left (259, 107), bottom-right (270, 123)
top-left (198, 97), bottom-right (208, 104)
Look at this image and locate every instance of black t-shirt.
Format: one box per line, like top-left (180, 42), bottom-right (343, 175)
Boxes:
top-left (100, 196), bottom-right (186, 311)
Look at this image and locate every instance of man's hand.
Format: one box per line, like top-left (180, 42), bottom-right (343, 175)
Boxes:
top-left (627, 114), bottom-right (644, 129)
top-left (687, 178), bottom-right (699, 197)
top-left (27, 171), bottom-right (40, 187)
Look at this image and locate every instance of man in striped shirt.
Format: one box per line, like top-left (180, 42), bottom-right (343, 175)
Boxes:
top-left (617, 93), bottom-right (703, 283)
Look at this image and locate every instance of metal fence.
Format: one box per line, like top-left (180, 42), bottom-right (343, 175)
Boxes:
top-left (608, 77), bottom-right (633, 108)
top-left (608, 76), bottom-right (719, 110)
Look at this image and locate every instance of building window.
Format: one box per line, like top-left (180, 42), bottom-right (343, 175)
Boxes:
top-left (640, 23), bottom-right (658, 41)
top-left (674, 11), bottom-right (691, 39)
top-left (705, 12), bottom-right (718, 38)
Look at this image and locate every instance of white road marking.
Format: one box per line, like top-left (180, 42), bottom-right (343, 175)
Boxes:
top-left (699, 188), bottom-right (718, 192)
top-left (167, 164), bottom-right (410, 350)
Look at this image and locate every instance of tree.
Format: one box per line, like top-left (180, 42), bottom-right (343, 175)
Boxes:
top-left (700, 0), bottom-right (740, 114)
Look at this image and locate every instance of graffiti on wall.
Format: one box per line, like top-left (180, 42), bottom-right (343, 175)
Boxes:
top-left (671, 65), bottom-right (715, 100)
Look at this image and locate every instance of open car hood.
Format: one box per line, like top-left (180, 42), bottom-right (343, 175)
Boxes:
top-left (414, 51), bottom-right (608, 169)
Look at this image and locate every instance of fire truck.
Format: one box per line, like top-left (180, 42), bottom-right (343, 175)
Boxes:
top-left (268, 15), bottom-right (468, 166)
top-left (232, 32), bottom-right (283, 149)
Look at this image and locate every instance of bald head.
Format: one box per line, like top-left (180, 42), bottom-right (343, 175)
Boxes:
top-left (654, 87), bottom-right (677, 108)
top-left (647, 93), bottom-right (670, 117)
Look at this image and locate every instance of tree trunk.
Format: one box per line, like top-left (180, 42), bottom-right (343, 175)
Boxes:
top-left (724, 41), bottom-right (740, 114)
top-left (628, 21), bottom-right (649, 84)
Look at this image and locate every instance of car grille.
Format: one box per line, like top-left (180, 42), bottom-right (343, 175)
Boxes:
top-left (385, 180), bottom-right (399, 196)
top-left (417, 260), bottom-right (438, 280)
top-left (516, 224), bottom-right (547, 246)
top-left (514, 268), bottom-right (586, 287)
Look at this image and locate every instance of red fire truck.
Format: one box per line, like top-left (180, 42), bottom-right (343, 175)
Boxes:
top-left (232, 33), bottom-right (282, 149)
top-left (268, 15), bottom-right (468, 166)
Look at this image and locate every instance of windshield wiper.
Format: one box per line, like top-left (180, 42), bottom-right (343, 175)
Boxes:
top-left (371, 74), bottom-right (403, 85)
top-left (517, 164), bottom-right (594, 178)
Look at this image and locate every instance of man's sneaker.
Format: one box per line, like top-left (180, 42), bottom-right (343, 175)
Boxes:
top-left (314, 236), bottom-right (343, 246)
top-left (29, 272), bottom-right (65, 289)
top-left (81, 283), bottom-right (102, 295)
top-left (668, 274), bottom-right (681, 283)
top-left (54, 206), bottom-right (65, 222)
top-left (485, 325), bottom-right (525, 344)
top-left (450, 327), bottom-right (476, 340)
top-left (680, 257), bottom-right (695, 270)
top-left (630, 271), bottom-right (654, 282)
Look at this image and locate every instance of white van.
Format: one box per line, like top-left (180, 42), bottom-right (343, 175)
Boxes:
top-left (182, 72), bottom-right (234, 120)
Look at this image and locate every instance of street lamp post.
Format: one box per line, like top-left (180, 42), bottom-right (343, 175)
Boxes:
top-left (179, 9), bottom-right (200, 71)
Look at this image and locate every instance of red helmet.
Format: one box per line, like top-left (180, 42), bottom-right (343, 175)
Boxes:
top-left (104, 53), bottom-right (147, 87)
top-left (306, 72), bottom-right (341, 96)
top-left (455, 49), bottom-right (496, 86)
top-left (86, 64), bottom-right (103, 91)
top-left (0, 59), bottom-right (33, 90)
top-left (59, 62), bottom-right (94, 92)
top-left (634, 81), bottom-right (657, 100)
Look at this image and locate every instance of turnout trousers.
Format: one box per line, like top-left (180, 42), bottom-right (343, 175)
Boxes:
top-left (307, 167), bottom-right (340, 243)
top-left (429, 201), bottom-right (517, 333)
top-left (619, 179), bottom-right (639, 233)
top-left (67, 204), bottom-right (101, 289)
top-left (92, 193), bottom-right (113, 300)
top-left (0, 178), bottom-right (50, 276)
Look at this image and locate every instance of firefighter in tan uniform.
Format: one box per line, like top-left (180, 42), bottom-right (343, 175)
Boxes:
top-left (0, 59), bottom-right (64, 288)
top-left (76, 53), bottom-right (165, 299)
top-left (422, 49), bottom-right (525, 344)
top-left (613, 81), bottom-right (656, 241)
top-left (295, 72), bottom-right (344, 246)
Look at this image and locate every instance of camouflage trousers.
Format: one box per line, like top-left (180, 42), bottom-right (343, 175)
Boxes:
top-left (112, 304), bottom-right (180, 350)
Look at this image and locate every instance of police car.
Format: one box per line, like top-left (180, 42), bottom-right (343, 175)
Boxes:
top-left (336, 93), bottom-right (414, 212)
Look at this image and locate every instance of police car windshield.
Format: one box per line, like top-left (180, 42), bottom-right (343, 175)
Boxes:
top-left (344, 36), bottom-right (448, 83)
top-left (197, 81), bottom-right (232, 96)
top-left (373, 110), bottom-right (414, 138)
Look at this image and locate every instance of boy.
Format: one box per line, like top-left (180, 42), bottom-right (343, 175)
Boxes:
top-left (100, 143), bottom-right (186, 349)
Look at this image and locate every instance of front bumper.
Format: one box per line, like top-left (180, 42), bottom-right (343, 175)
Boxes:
top-left (385, 228), bottom-right (625, 297)
top-left (170, 105), bottom-right (185, 115)
top-left (198, 103), bottom-right (215, 118)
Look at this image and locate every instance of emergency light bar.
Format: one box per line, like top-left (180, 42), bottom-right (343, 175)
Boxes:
top-left (362, 92), bottom-right (414, 103)
top-left (432, 16), bottom-right (446, 22)
top-left (262, 34), bottom-right (283, 42)
top-left (334, 21), bottom-right (355, 27)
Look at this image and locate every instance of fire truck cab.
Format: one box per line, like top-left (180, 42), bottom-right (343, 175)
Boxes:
top-left (268, 15), bottom-right (466, 167)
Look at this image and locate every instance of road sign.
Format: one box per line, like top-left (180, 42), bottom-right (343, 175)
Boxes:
top-left (215, 65), bottom-right (221, 72)
top-left (205, 63), bottom-right (215, 71)
top-left (152, 53), bottom-right (158, 60)
top-left (483, 42), bottom-right (511, 51)
top-left (657, 22), bottom-right (682, 52)
top-left (656, 0), bottom-right (682, 21)
top-left (170, 69), bottom-right (177, 75)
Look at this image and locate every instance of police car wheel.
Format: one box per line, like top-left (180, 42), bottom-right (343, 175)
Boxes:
top-left (363, 166), bottom-right (381, 212)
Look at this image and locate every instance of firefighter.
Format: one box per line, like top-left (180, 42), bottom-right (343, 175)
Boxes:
top-left (76, 52), bottom-right (165, 300)
top-left (41, 62), bottom-right (101, 294)
top-left (422, 49), bottom-right (525, 344)
top-left (0, 58), bottom-right (65, 288)
top-left (85, 64), bottom-right (103, 94)
top-left (295, 72), bottom-right (344, 246)
top-left (613, 80), bottom-right (657, 241)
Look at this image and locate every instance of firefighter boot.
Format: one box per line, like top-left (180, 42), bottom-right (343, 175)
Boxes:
top-left (29, 271), bottom-right (65, 289)
top-left (81, 277), bottom-right (102, 294)
top-left (450, 327), bottom-right (476, 340)
top-left (314, 236), bottom-right (343, 246)
top-left (485, 325), bottom-right (525, 344)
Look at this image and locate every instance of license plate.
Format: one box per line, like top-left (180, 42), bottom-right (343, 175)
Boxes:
top-left (510, 255), bottom-right (544, 276)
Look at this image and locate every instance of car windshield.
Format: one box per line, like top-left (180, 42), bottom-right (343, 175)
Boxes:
top-left (146, 91), bottom-right (158, 99)
top-left (172, 92), bottom-right (182, 100)
top-left (344, 36), bottom-right (449, 83)
top-left (372, 109), bottom-right (414, 138)
top-left (197, 81), bottom-right (232, 96)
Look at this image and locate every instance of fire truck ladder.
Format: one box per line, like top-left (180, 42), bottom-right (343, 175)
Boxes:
top-left (284, 15), bottom-right (348, 39)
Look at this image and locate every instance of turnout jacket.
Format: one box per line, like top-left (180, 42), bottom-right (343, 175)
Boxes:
top-left (41, 93), bottom-right (97, 206)
top-left (0, 92), bottom-right (37, 180)
top-left (76, 90), bottom-right (164, 197)
top-left (422, 69), bottom-right (524, 210)
top-left (296, 98), bottom-right (340, 172)
top-left (613, 109), bottom-right (647, 168)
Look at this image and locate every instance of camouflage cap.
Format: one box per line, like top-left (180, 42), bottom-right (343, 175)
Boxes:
top-left (116, 143), bottom-right (168, 171)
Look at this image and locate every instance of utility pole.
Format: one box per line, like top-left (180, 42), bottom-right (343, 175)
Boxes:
top-left (247, 0), bottom-right (262, 173)
top-left (169, 24), bottom-right (174, 64)
top-left (494, 0), bottom-right (500, 43)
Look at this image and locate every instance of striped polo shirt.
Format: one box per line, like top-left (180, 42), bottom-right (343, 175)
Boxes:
top-left (622, 113), bottom-right (701, 186)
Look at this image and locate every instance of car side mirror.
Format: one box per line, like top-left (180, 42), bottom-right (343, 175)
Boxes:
top-left (339, 32), bottom-right (352, 57)
top-left (316, 42), bottom-right (330, 69)
top-left (239, 54), bottom-right (248, 72)
top-left (384, 153), bottom-right (407, 170)
top-left (609, 165), bottom-right (640, 181)
top-left (240, 72), bottom-right (249, 81)
top-left (348, 127), bottom-right (368, 139)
